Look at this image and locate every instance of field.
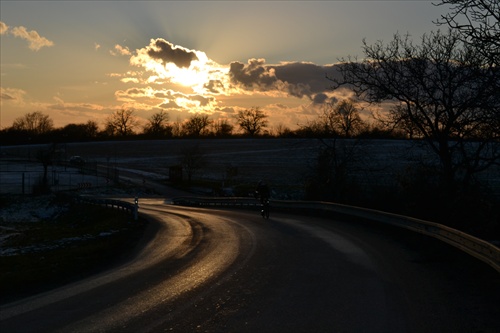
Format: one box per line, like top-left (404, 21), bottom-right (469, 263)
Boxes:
top-left (2, 138), bottom-right (500, 199)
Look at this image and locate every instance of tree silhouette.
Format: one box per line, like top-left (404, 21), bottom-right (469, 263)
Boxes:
top-left (12, 111), bottom-right (54, 135)
top-left (211, 119), bottom-right (234, 137)
top-left (181, 144), bottom-right (207, 184)
top-left (181, 114), bottom-right (212, 137)
top-left (331, 30), bottom-right (500, 191)
top-left (435, 0), bottom-right (499, 66)
top-left (105, 109), bottom-right (139, 136)
top-left (143, 110), bottom-right (172, 137)
top-left (58, 121), bottom-right (98, 141)
top-left (321, 99), bottom-right (365, 137)
top-left (236, 107), bottom-right (268, 136)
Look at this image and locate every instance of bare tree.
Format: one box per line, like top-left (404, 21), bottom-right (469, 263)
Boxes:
top-left (59, 120), bottom-right (99, 140)
top-left (330, 30), bottom-right (500, 190)
top-left (272, 123), bottom-right (292, 137)
top-left (171, 118), bottom-right (183, 137)
top-left (11, 111), bottom-right (54, 135)
top-left (182, 114), bottom-right (212, 137)
top-left (84, 120), bottom-right (99, 138)
top-left (181, 144), bottom-right (207, 184)
top-left (236, 107), bottom-right (269, 136)
top-left (105, 109), bottom-right (139, 136)
top-left (322, 99), bottom-right (365, 137)
top-left (210, 119), bottom-right (234, 137)
top-left (143, 110), bottom-right (172, 137)
top-left (435, 0), bottom-right (499, 66)
top-left (297, 100), bottom-right (365, 138)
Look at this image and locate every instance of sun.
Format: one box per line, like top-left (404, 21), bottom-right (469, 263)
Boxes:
top-left (144, 50), bottom-right (210, 93)
top-left (167, 62), bottom-right (207, 90)
top-left (160, 54), bottom-right (229, 94)
top-left (131, 40), bottom-right (230, 95)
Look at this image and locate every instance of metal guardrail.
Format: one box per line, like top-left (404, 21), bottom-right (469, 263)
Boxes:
top-left (171, 196), bottom-right (500, 273)
top-left (76, 196), bottom-right (137, 218)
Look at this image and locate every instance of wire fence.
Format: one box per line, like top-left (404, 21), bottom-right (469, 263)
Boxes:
top-left (0, 160), bottom-right (119, 195)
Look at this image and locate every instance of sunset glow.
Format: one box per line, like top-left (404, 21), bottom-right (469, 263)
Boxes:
top-left (0, 1), bottom-right (452, 130)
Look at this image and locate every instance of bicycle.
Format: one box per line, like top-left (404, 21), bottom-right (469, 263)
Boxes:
top-left (261, 198), bottom-right (270, 219)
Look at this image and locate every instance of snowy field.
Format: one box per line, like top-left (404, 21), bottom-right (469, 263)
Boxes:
top-left (1, 138), bottom-right (499, 199)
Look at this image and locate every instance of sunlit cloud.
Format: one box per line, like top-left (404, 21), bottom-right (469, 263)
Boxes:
top-left (0, 87), bottom-right (27, 103)
top-left (2, 22), bottom-right (55, 51)
top-left (114, 87), bottom-right (155, 103)
top-left (108, 38), bottom-right (356, 128)
top-left (49, 96), bottom-right (105, 112)
top-left (124, 38), bottom-right (347, 116)
top-left (94, 42), bottom-right (101, 51)
top-left (111, 44), bottom-right (131, 56)
top-left (114, 86), bottom-right (218, 113)
top-left (0, 21), bottom-right (8, 35)
top-left (130, 38), bottom-right (229, 94)
top-left (121, 78), bottom-right (139, 84)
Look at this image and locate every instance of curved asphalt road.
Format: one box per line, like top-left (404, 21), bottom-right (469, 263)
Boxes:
top-left (1, 199), bottom-right (499, 332)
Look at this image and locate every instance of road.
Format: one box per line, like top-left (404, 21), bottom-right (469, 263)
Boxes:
top-left (1, 199), bottom-right (499, 332)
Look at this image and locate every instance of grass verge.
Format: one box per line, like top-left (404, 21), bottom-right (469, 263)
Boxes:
top-left (0, 201), bottom-right (147, 304)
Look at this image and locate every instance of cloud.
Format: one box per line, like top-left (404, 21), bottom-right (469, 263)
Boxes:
top-left (228, 59), bottom-right (341, 100)
top-left (113, 86), bottom-right (218, 112)
top-left (136, 38), bottom-right (199, 68)
top-left (312, 93), bottom-right (329, 104)
top-left (204, 79), bottom-right (226, 94)
top-left (115, 87), bottom-right (152, 102)
top-left (1, 20), bottom-right (54, 51)
top-left (111, 44), bottom-right (131, 56)
top-left (158, 100), bottom-right (181, 109)
top-left (48, 97), bottom-right (104, 112)
top-left (129, 39), bottom-right (221, 93)
top-left (0, 21), bottom-right (8, 35)
top-left (190, 94), bottom-right (215, 107)
top-left (121, 78), bottom-right (139, 84)
top-left (7, 24), bottom-right (54, 51)
top-left (229, 58), bottom-right (279, 89)
top-left (0, 87), bottom-right (26, 103)
top-left (119, 39), bottom-right (352, 123)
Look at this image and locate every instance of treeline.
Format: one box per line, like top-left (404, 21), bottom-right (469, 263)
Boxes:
top-left (0, 103), bottom-right (405, 145)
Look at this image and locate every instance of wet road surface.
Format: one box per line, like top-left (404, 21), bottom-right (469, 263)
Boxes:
top-left (1, 199), bottom-right (499, 332)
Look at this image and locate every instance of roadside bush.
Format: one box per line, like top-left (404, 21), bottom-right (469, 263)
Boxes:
top-left (394, 165), bottom-right (500, 240)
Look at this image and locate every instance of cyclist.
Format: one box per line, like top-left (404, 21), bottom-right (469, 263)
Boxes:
top-left (255, 180), bottom-right (270, 203)
top-left (255, 180), bottom-right (270, 218)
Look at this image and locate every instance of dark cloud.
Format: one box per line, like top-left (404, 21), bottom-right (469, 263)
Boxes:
top-left (154, 91), bottom-right (170, 98)
top-left (127, 88), bottom-right (146, 96)
top-left (146, 38), bottom-right (198, 68)
top-left (312, 93), bottom-right (328, 104)
top-left (228, 59), bottom-right (343, 101)
top-left (191, 95), bottom-right (215, 107)
top-left (204, 79), bottom-right (225, 94)
top-left (274, 62), bottom-right (337, 97)
top-left (229, 58), bottom-right (278, 89)
top-left (158, 99), bottom-right (181, 109)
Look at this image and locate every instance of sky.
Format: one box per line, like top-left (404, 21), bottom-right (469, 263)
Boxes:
top-left (0, 0), bottom-right (453, 132)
